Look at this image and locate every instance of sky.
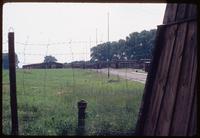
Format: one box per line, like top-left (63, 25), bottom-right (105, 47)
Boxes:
top-left (2, 3), bottom-right (166, 68)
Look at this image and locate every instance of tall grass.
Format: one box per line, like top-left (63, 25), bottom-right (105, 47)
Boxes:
top-left (2, 68), bottom-right (144, 136)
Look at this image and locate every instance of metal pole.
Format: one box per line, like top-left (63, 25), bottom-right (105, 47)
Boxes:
top-left (107, 12), bottom-right (109, 42)
top-left (8, 32), bottom-right (19, 135)
top-left (96, 28), bottom-right (98, 45)
top-left (107, 12), bottom-right (110, 79)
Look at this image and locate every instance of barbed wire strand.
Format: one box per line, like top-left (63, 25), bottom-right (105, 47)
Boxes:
top-left (69, 40), bottom-right (76, 102)
top-left (43, 40), bottom-right (50, 135)
top-left (22, 36), bottom-right (29, 131)
top-left (2, 36), bottom-right (138, 134)
top-left (44, 40), bottom-right (50, 99)
top-left (15, 40), bottom-right (97, 46)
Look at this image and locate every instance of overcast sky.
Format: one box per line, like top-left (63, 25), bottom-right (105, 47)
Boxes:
top-left (3, 3), bottom-right (166, 67)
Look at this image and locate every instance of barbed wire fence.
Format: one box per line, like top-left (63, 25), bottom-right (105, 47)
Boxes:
top-left (2, 36), bottom-right (136, 135)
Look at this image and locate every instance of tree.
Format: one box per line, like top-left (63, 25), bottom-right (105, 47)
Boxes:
top-left (90, 29), bottom-right (157, 62)
top-left (3, 53), bottom-right (19, 69)
top-left (43, 55), bottom-right (57, 63)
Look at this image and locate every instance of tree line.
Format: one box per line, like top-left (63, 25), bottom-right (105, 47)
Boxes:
top-left (2, 53), bottom-right (58, 69)
top-left (90, 29), bottom-right (157, 62)
top-left (2, 53), bottom-right (19, 69)
top-left (2, 29), bottom-right (156, 69)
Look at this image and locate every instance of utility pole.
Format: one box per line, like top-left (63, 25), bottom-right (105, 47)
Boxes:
top-left (89, 37), bottom-right (92, 71)
top-left (108, 12), bottom-right (109, 42)
top-left (107, 12), bottom-right (110, 79)
top-left (96, 28), bottom-right (98, 45)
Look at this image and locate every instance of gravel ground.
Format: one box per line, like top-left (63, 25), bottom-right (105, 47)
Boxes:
top-left (91, 68), bottom-right (147, 84)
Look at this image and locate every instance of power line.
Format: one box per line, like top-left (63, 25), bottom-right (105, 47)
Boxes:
top-left (16, 52), bottom-right (90, 56)
top-left (15, 40), bottom-right (98, 46)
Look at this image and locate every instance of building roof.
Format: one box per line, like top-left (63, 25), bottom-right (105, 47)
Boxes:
top-left (23, 62), bottom-right (63, 67)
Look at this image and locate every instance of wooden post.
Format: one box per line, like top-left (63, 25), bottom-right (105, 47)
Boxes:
top-left (8, 32), bottom-right (19, 135)
top-left (77, 100), bottom-right (87, 135)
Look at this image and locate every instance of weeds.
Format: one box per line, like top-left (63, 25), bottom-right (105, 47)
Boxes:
top-left (2, 69), bottom-right (144, 135)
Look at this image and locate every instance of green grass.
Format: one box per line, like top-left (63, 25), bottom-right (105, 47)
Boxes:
top-left (2, 68), bottom-right (144, 136)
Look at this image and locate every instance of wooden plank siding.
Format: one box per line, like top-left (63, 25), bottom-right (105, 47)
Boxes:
top-left (155, 22), bottom-right (188, 136)
top-left (169, 21), bottom-right (197, 136)
top-left (143, 24), bottom-right (178, 136)
top-left (134, 26), bottom-right (166, 135)
top-left (135, 3), bottom-right (197, 136)
top-left (155, 4), bottom-right (190, 135)
top-left (163, 4), bottom-right (178, 24)
top-left (187, 89), bottom-right (197, 136)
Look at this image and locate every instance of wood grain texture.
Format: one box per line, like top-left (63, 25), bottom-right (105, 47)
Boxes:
top-left (155, 22), bottom-right (188, 136)
top-left (134, 26), bottom-right (166, 135)
top-left (135, 3), bottom-right (197, 136)
top-left (163, 4), bottom-right (178, 24)
top-left (142, 5), bottom-right (182, 135)
top-left (154, 4), bottom-right (189, 135)
top-left (175, 4), bottom-right (188, 21)
top-left (143, 24), bottom-right (178, 136)
top-left (186, 4), bottom-right (197, 18)
top-left (169, 21), bottom-right (197, 136)
top-left (187, 88), bottom-right (197, 136)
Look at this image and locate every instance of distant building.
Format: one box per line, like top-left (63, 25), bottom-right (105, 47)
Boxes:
top-left (64, 61), bottom-right (108, 69)
top-left (139, 59), bottom-right (151, 72)
top-left (63, 59), bottom-right (151, 70)
top-left (22, 62), bottom-right (63, 69)
top-left (110, 60), bottom-right (143, 69)
top-left (143, 61), bottom-right (151, 72)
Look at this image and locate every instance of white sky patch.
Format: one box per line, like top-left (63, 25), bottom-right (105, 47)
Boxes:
top-left (2, 3), bottom-right (166, 67)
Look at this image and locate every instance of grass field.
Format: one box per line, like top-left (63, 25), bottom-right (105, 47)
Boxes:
top-left (2, 68), bottom-right (144, 136)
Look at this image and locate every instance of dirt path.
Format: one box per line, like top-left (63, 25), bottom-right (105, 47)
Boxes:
top-left (91, 68), bottom-right (147, 84)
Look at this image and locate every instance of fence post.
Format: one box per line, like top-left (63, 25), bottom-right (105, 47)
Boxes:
top-left (77, 100), bottom-right (87, 135)
top-left (8, 32), bottom-right (19, 135)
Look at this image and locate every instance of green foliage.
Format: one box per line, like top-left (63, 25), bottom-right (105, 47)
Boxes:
top-left (43, 55), bottom-right (57, 63)
top-left (2, 53), bottom-right (19, 69)
top-left (90, 29), bottom-right (156, 62)
top-left (2, 69), bottom-right (144, 135)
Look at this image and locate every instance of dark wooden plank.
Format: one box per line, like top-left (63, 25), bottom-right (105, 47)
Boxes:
top-left (154, 4), bottom-right (189, 135)
top-left (142, 24), bottom-right (178, 136)
top-left (155, 22), bottom-right (188, 136)
top-left (136, 3), bottom-right (177, 135)
top-left (136, 3), bottom-right (197, 136)
top-left (175, 4), bottom-right (188, 21)
top-left (169, 21), bottom-right (197, 136)
top-left (141, 5), bottom-right (186, 135)
top-left (186, 4), bottom-right (197, 136)
top-left (163, 4), bottom-right (178, 24)
top-left (187, 85), bottom-right (197, 136)
top-left (186, 4), bottom-right (197, 18)
top-left (134, 26), bottom-right (166, 135)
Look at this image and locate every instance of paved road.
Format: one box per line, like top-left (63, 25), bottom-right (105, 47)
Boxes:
top-left (92, 68), bottom-right (147, 84)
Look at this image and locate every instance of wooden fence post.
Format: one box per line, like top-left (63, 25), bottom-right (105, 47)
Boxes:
top-left (8, 32), bottom-right (19, 135)
top-left (77, 100), bottom-right (87, 135)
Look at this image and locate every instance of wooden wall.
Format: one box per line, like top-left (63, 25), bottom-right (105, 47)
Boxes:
top-left (135, 3), bottom-right (197, 136)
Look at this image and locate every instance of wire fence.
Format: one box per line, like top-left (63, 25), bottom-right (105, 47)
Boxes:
top-left (2, 38), bottom-right (144, 136)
